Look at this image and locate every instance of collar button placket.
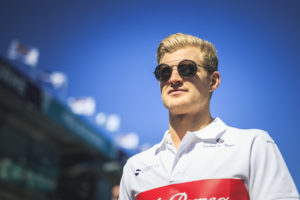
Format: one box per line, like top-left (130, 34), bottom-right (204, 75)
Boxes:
top-left (169, 141), bottom-right (189, 183)
top-left (163, 141), bottom-right (176, 176)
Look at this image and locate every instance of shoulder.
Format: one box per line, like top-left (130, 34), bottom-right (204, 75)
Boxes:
top-left (225, 125), bottom-right (273, 142)
top-left (119, 145), bottom-right (160, 199)
top-left (214, 118), bottom-right (272, 143)
top-left (123, 143), bottom-right (160, 172)
top-left (218, 123), bottom-right (276, 151)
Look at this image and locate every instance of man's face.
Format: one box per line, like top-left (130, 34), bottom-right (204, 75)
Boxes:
top-left (159, 47), bottom-right (215, 115)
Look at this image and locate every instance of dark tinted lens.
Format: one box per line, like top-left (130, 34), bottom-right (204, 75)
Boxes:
top-left (178, 60), bottom-right (197, 78)
top-left (160, 65), bottom-right (172, 81)
top-left (154, 64), bottom-right (172, 81)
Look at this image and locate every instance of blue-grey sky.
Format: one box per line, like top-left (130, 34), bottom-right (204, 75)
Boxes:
top-left (1, 0), bottom-right (299, 190)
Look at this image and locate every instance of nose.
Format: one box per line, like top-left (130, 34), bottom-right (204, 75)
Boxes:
top-left (169, 67), bottom-right (183, 86)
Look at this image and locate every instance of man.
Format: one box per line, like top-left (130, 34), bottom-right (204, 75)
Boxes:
top-left (119, 33), bottom-right (299, 200)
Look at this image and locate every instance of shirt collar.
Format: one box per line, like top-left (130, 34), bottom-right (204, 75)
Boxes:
top-left (155, 130), bottom-right (171, 154)
top-left (155, 117), bottom-right (228, 154)
top-left (189, 117), bottom-right (227, 140)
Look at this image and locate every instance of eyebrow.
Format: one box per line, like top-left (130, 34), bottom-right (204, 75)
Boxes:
top-left (161, 59), bottom-right (185, 64)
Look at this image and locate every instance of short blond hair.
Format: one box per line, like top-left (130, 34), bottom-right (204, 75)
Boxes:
top-left (156, 33), bottom-right (218, 74)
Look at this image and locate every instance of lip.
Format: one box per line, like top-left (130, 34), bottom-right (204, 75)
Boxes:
top-left (168, 89), bottom-right (188, 95)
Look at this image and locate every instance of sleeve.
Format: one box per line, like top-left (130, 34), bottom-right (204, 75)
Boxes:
top-left (249, 131), bottom-right (299, 200)
top-left (119, 161), bottom-right (133, 200)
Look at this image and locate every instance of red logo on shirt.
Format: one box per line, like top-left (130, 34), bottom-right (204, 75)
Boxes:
top-left (135, 179), bottom-right (249, 200)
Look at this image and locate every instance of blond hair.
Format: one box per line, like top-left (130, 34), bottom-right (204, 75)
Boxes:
top-left (156, 33), bottom-right (218, 74)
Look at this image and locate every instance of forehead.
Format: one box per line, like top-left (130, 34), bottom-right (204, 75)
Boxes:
top-left (160, 47), bottom-right (202, 64)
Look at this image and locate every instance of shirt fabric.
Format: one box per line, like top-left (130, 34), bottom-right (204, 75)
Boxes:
top-left (119, 117), bottom-right (299, 200)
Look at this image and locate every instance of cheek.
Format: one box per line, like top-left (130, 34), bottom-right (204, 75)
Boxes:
top-left (192, 80), bottom-right (211, 97)
top-left (160, 83), bottom-right (166, 93)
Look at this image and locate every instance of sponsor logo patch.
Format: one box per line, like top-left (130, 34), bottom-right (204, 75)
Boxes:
top-left (135, 169), bottom-right (141, 176)
top-left (135, 179), bottom-right (249, 200)
top-left (135, 164), bottom-right (159, 176)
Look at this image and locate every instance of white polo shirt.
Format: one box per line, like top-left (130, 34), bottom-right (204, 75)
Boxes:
top-left (119, 118), bottom-right (299, 200)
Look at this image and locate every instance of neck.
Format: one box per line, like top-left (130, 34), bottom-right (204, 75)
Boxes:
top-left (169, 108), bottom-right (213, 149)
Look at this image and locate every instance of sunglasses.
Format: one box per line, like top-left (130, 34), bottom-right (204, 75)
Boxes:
top-left (154, 59), bottom-right (202, 81)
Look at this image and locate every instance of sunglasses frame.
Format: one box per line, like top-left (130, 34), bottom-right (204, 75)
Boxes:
top-left (154, 59), bottom-right (201, 81)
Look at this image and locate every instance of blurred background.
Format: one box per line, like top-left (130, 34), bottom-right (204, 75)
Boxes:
top-left (0, 0), bottom-right (299, 199)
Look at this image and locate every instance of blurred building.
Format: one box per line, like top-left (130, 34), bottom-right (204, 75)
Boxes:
top-left (0, 58), bottom-right (127, 200)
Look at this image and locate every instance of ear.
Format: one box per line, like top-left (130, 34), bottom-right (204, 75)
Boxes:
top-left (209, 71), bottom-right (221, 93)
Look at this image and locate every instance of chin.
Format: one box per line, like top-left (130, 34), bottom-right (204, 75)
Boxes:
top-left (164, 102), bottom-right (191, 115)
